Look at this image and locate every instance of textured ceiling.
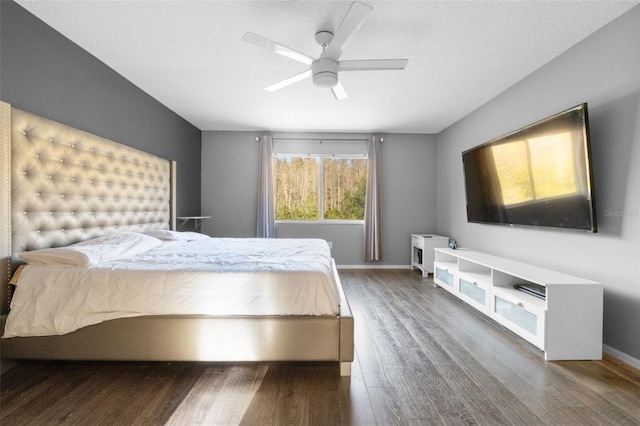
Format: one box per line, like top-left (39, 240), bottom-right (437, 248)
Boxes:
top-left (15, 0), bottom-right (639, 133)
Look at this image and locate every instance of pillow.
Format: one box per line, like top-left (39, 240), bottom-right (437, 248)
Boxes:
top-left (18, 232), bottom-right (163, 266)
top-left (142, 230), bottom-right (210, 241)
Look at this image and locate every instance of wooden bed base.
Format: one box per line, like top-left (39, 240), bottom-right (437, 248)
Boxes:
top-left (0, 102), bottom-right (354, 376)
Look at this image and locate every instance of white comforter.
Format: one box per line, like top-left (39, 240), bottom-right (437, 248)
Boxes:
top-left (4, 238), bottom-right (339, 338)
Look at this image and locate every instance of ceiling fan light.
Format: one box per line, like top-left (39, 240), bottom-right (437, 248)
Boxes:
top-left (313, 71), bottom-right (338, 88)
top-left (311, 58), bottom-right (339, 89)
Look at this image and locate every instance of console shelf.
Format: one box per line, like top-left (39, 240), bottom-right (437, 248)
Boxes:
top-left (433, 248), bottom-right (603, 360)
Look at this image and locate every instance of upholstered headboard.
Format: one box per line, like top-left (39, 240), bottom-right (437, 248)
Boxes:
top-left (1, 101), bottom-right (176, 313)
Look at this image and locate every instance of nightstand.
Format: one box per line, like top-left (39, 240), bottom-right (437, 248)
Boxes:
top-left (410, 234), bottom-right (449, 277)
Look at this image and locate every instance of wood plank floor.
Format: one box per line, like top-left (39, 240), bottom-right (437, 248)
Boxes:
top-left (2, 269), bottom-right (639, 425)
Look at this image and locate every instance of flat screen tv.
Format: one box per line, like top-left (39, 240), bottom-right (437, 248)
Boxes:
top-left (462, 103), bottom-right (597, 232)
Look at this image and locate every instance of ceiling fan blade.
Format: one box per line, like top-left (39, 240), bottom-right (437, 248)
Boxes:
top-left (264, 69), bottom-right (312, 92)
top-left (338, 59), bottom-right (408, 72)
top-left (331, 80), bottom-right (348, 100)
top-left (243, 32), bottom-right (314, 65)
top-left (321, 1), bottom-right (372, 60)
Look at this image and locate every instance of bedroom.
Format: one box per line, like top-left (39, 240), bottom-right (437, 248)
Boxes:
top-left (1, 0), bottom-right (639, 424)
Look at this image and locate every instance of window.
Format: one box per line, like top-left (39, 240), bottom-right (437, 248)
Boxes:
top-left (273, 155), bottom-right (367, 222)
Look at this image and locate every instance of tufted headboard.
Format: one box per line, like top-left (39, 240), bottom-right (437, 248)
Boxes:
top-left (1, 101), bottom-right (176, 314)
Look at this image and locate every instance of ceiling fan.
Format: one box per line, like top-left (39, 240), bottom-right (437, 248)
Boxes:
top-left (242, 1), bottom-right (408, 100)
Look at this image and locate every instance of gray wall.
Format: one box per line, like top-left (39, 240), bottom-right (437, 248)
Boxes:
top-left (435, 6), bottom-right (640, 361)
top-left (0, 1), bottom-right (202, 216)
top-left (201, 131), bottom-right (438, 266)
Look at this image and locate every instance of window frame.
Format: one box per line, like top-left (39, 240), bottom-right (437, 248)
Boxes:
top-left (273, 153), bottom-right (367, 224)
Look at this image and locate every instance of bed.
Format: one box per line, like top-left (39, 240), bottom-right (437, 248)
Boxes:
top-left (0, 102), bottom-right (354, 376)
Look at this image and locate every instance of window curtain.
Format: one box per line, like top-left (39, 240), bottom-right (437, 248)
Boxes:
top-left (364, 135), bottom-right (382, 261)
top-left (256, 135), bottom-right (275, 238)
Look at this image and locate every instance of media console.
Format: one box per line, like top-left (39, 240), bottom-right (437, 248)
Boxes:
top-left (433, 248), bottom-right (603, 360)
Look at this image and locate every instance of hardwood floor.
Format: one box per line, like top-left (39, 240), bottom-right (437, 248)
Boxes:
top-left (2, 269), bottom-right (639, 425)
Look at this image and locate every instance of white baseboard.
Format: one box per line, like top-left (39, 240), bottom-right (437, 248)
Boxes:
top-left (337, 264), bottom-right (412, 270)
top-left (603, 344), bottom-right (640, 370)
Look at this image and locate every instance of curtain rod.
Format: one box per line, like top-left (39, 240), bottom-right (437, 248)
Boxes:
top-left (255, 137), bottom-right (383, 142)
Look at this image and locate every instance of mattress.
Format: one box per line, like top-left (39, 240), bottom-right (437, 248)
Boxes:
top-left (3, 237), bottom-right (340, 338)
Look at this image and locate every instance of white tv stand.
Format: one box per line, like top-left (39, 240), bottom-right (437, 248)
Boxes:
top-left (433, 248), bottom-right (603, 360)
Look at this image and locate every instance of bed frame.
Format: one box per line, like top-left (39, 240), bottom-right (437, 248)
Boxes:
top-left (0, 102), bottom-right (354, 376)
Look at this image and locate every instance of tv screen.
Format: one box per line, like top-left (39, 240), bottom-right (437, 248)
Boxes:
top-left (462, 103), bottom-right (597, 232)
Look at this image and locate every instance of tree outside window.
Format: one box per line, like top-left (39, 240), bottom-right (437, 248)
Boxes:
top-left (273, 155), bottom-right (367, 222)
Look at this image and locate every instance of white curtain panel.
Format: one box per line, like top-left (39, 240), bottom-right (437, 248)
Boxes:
top-left (256, 135), bottom-right (275, 238)
top-left (364, 135), bottom-right (382, 261)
